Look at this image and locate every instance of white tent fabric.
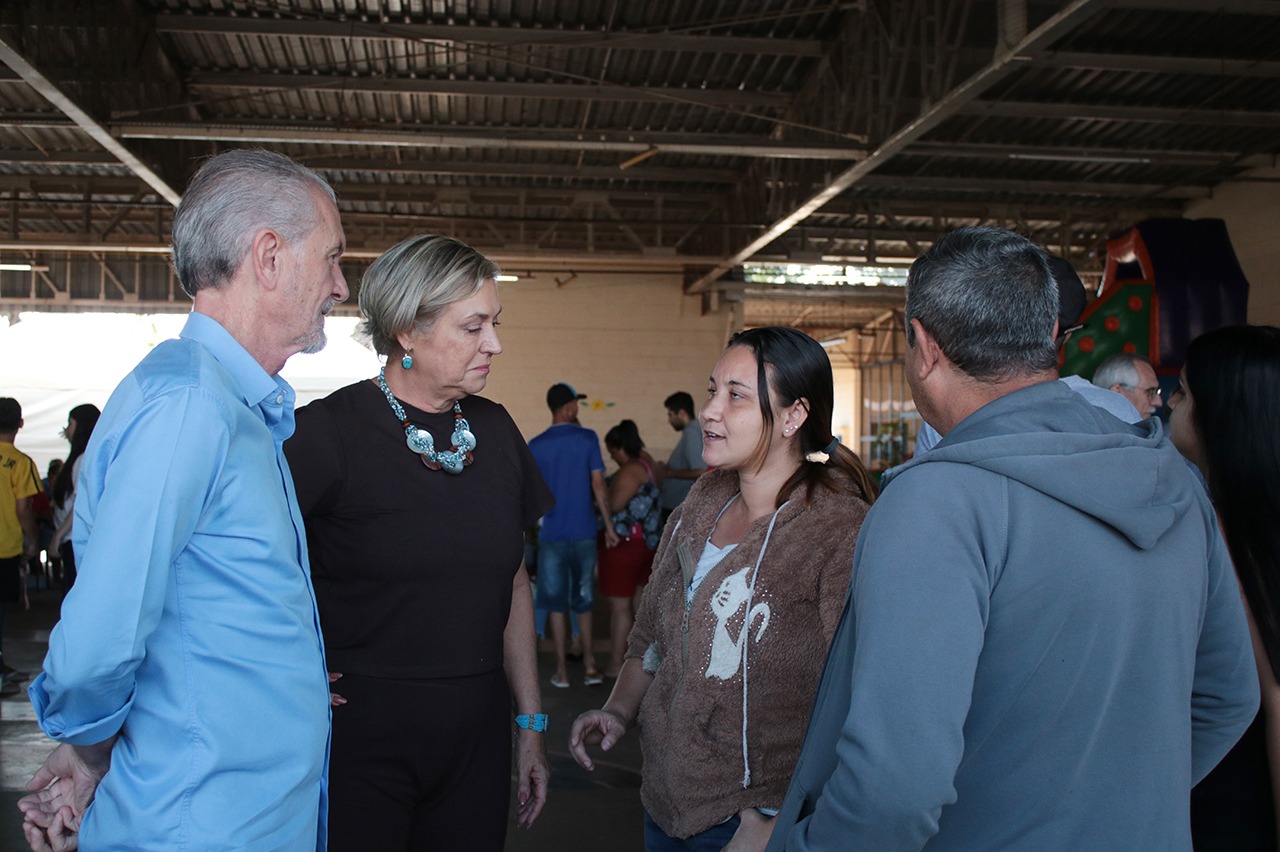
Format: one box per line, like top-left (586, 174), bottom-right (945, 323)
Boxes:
top-left (0, 312), bottom-right (380, 474)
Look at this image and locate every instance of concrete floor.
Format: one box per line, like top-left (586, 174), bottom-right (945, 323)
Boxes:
top-left (0, 585), bottom-right (61, 852)
top-left (0, 586), bottom-right (646, 852)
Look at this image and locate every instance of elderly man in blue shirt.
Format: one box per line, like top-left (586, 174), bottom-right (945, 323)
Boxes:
top-left (18, 148), bottom-right (348, 851)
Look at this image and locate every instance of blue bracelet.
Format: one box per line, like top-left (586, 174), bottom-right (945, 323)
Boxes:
top-left (515, 713), bottom-right (548, 732)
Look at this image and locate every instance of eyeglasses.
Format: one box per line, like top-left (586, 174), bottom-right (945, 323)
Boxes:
top-left (1119, 384), bottom-right (1162, 401)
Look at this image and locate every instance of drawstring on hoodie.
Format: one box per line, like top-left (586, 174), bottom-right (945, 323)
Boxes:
top-left (740, 500), bottom-right (789, 788)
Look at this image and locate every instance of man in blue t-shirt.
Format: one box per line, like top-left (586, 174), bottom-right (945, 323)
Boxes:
top-left (529, 384), bottom-right (618, 688)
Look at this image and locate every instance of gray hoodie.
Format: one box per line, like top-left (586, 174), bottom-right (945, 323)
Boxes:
top-left (769, 380), bottom-right (1259, 852)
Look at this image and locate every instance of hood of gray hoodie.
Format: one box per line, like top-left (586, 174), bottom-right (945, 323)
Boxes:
top-left (885, 380), bottom-right (1196, 551)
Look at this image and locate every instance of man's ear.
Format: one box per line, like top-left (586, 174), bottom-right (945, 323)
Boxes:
top-left (909, 318), bottom-right (942, 377)
top-left (250, 227), bottom-right (285, 291)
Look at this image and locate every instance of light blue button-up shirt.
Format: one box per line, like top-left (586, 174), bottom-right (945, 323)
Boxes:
top-left (30, 312), bottom-right (330, 851)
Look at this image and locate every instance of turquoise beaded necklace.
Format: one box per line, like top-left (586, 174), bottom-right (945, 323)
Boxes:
top-left (376, 365), bottom-right (476, 474)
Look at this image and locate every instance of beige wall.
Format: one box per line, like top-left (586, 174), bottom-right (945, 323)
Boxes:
top-left (832, 356), bottom-right (862, 455)
top-left (483, 271), bottom-right (729, 461)
top-left (1184, 164), bottom-right (1280, 326)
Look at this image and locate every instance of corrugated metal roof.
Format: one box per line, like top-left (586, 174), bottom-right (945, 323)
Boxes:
top-left (0, 0), bottom-right (1276, 336)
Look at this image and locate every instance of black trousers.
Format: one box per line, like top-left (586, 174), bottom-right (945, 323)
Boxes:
top-left (327, 669), bottom-right (512, 851)
top-left (0, 554), bottom-right (21, 663)
top-left (58, 541), bottom-right (77, 589)
top-left (1191, 709), bottom-right (1275, 851)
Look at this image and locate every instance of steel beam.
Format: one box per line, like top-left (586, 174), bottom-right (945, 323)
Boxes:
top-left (685, 0), bottom-right (1107, 293)
top-left (114, 122), bottom-right (866, 160)
top-left (152, 14), bottom-right (826, 57)
top-left (961, 100), bottom-right (1280, 127)
top-left (1037, 50), bottom-right (1280, 77)
top-left (0, 37), bottom-right (181, 206)
top-left (186, 73), bottom-right (793, 108)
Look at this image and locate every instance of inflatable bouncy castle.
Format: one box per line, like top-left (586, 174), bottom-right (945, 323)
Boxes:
top-left (1060, 218), bottom-right (1250, 380)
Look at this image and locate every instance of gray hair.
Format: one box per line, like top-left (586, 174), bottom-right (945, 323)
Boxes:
top-left (357, 234), bottom-right (501, 356)
top-left (905, 226), bottom-right (1059, 381)
top-left (171, 149), bottom-right (336, 297)
top-left (1092, 352), bottom-right (1149, 389)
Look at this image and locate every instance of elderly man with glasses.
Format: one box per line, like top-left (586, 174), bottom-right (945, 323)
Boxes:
top-left (1092, 352), bottom-right (1163, 419)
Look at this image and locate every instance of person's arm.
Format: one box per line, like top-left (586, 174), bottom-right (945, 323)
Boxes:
top-left (30, 388), bottom-right (229, 746)
top-left (591, 469), bottom-right (619, 547)
top-left (16, 495), bottom-right (39, 557)
top-left (504, 562), bottom-right (549, 828)
top-left (570, 513), bottom-right (676, 767)
top-left (606, 461), bottom-right (645, 514)
top-left (733, 501), bottom-right (866, 852)
top-left (817, 503), bottom-right (867, 642)
top-left (568, 657), bottom-right (654, 770)
top-left (782, 467), bottom-right (991, 852)
top-left (49, 504), bottom-right (75, 553)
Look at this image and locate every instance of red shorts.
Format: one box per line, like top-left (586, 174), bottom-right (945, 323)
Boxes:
top-left (597, 529), bottom-right (654, 598)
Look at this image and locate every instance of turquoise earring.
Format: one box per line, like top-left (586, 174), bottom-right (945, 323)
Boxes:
top-left (401, 352), bottom-right (414, 370)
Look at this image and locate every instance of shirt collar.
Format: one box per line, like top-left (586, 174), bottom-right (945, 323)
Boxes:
top-left (180, 312), bottom-right (297, 434)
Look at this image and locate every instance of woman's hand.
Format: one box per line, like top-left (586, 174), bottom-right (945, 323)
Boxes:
top-left (570, 660), bottom-right (652, 769)
top-left (568, 708), bottom-right (628, 770)
top-left (723, 808), bottom-right (776, 852)
top-left (328, 671), bottom-right (346, 707)
top-left (513, 731), bottom-right (549, 828)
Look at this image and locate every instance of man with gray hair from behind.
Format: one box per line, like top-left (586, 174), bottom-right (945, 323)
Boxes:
top-left (767, 225), bottom-right (1257, 851)
top-left (18, 148), bottom-right (347, 851)
top-left (1093, 351), bottom-right (1163, 419)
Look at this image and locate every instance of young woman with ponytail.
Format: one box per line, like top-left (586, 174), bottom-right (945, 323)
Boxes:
top-left (570, 326), bottom-right (874, 851)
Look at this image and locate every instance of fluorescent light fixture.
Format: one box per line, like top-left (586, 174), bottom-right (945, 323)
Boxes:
top-left (495, 274), bottom-right (519, 282)
top-left (0, 263), bottom-right (33, 271)
top-left (818, 336), bottom-right (847, 348)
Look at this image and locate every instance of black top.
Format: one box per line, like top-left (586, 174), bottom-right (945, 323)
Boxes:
top-left (1191, 709), bottom-right (1276, 851)
top-left (286, 379), bottom-right (552, 679)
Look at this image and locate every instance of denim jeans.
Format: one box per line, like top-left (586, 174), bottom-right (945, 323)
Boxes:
top-left (533, 537), bottom-right (596, 615)
top-left (643, 810), bottom-right (741, 852)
